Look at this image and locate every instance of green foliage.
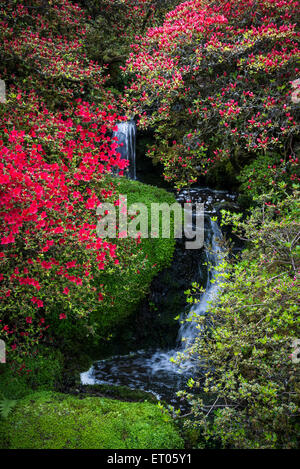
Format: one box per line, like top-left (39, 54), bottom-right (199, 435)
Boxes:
top-left (0, 391), bottom-right (184, 449)
top-left (91, 177), bottom-right (177, 334)
top-left (237, 153), bottom-right (299, 205)
top-left (114, 177), bottom-right (177, 266)
top-left (0, 347), bottom-right (64, 400)
top-left (0, 0), bottom-right (109, 108)
top-left (180, 190), bottom-right (300, 449)
top-left (0, 397), bottom-right (17, 419)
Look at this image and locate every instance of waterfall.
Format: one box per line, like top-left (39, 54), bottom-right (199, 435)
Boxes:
top-left (81, 213), bottom-right (225, 403)
top-left (80, 120), bottom-right (236, 404)
top-left (144, 218), bottom-right (223, 375)
top-left (177, 219), bottom-right (223, 352)
top-left (113, 120), bottom-right (136, 180)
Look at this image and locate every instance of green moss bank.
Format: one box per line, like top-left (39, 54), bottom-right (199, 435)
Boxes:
top-left (95, 177), bottom-right (177, 329)
top-left (97, 178), bottom-right (176, 328)
top-left (0, 391), bottom-right (184, 449)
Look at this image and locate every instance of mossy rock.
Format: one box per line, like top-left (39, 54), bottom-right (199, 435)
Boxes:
top-left (77, 383), bottom-right (158, 404)
top-left (0, 391), bottom-right (184, 449)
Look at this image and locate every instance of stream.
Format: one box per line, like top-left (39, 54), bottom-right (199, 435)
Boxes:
top-left (81, 122), bottom-right (237, 407)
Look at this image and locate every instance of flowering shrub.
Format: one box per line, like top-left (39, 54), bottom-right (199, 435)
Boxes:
top-left (0, 87), bottom-right (143, 367)
top-left (0, 0), bottom-right (111, 107)
top-left (0, 0), bottom-right (182, 371)
top-left (81, 0), bottom-right (182, 92)
top-left (123, 0), bottom-right (299, 189)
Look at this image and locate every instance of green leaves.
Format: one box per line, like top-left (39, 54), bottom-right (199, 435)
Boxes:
top-left (0, 397), bottom-right (17, 419)
top-left (177, 189), bottom-right (300, 448)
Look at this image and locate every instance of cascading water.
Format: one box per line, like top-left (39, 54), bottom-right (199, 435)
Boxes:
top-left (113, 120), bottom-right (136, 180)
top-left (148, 218), bottom-right (224, 376)
top-left (177, 219), bottom-right (223, 355)
top-left (81, 207), bottom-right (225, 404)
top-left (81, 122), bottom-right (235, 405)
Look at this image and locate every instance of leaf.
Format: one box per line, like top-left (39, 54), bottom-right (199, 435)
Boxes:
top-left (0, 398), bottom-right (17, 419)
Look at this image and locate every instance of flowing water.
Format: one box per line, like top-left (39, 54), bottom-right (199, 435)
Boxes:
top-left (81, 124), bottom-right (235, 406)
top-left (113, 120), bottom-right (136, 180)
top-left (81, 203), bottom-right (227, 405)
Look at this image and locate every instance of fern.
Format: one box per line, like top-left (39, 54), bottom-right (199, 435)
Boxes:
top-left (0, 398), bottom-right (17, 419)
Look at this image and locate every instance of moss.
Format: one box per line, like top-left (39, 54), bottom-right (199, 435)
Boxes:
top-left (91, 178), bottom-right (178, 337)
top-left (0, 391), bottom-right (184, 449)
top-left (110, 177), bottom-right (177, 270)
top-left (78, 383), bottom-right (158, 403)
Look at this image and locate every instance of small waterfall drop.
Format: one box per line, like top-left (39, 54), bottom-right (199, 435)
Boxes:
top-left (135, 218), bottom-right (224, 377)
top-left (113, 120), bottom-right (136, 180)
top-left (177, 219), bottom-right (223, 353)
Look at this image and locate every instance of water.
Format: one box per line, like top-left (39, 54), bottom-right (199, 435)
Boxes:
top-left (113, 120), bottom-right (136, 180)
top-left (81, 196), bottom-right (226, 406)
top-left (81, 121), bottom-right (235, 405)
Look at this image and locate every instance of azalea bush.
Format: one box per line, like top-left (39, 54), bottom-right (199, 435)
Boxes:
top-left (0, 87), bottom-right (144, 368)
top-left (0, 0), bottom-right (182, 104)
top-left (81, 0), bottom-right (183, 92)
top-left (0, 0), bottom-right (115, 108)
top-left (123, 0), bottom-right (299, 189)
top-left (0, 0), bottom-right (183, 372)
top-left (178, 189), bottom-right (300, 449)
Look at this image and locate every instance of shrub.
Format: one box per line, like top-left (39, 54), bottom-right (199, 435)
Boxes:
top-left (123, 0), bottom-right (299, 189)
top-left (0, 88), bottom-right (140, 367)
top-left (178, 190), bottom-right (300, 449)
